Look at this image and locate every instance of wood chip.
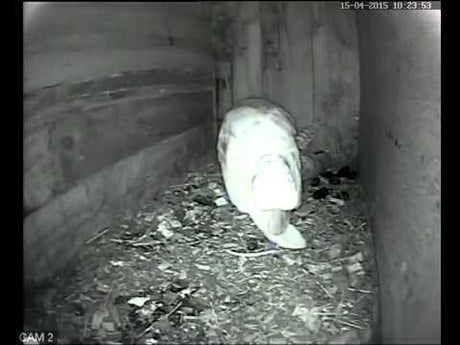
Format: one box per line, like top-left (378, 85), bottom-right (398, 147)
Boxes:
top-left (195, 264), bottom-right (211, 270)
top-left (91, 310), bottom-right (109, 330)
top-left (158, 261), bottom-right (172, 271)
top-left (346, 262), bottom-right (363, 274)
top-left (215, 197), bottom-right (229, 206)
top-left (101, 321), bottom-right (115, 332)
top-left (127, 297), bottom-right (150, 307)
top-left (348, 252), bottom-right (364, 263)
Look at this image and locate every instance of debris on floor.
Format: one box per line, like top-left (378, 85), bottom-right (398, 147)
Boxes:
top-left (24, 162), bottom-right (378, 344)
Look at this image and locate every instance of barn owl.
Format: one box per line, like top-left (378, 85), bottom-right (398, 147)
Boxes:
top-left (217, 98), bottom-right (306, 249)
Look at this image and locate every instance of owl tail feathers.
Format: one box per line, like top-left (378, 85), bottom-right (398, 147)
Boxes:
top-left (263, 224), bottom-right (307, 249)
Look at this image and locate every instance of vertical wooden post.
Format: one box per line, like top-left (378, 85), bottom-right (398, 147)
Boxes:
top-left (232, 1), bottom-right (263, 103)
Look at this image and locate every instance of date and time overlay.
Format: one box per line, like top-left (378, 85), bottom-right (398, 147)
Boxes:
top-left (340, 1), bottom-right (440, 10)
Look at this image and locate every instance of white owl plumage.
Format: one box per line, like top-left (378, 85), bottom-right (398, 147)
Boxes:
top-left (217, 98), bottom-right (307, 249)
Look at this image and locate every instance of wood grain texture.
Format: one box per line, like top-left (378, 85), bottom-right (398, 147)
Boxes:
top-left (24, 69), bottom-right (213, 212)
top-left (24, 122), bottom-right (214, 284)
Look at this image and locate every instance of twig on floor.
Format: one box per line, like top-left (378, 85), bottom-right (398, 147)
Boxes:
top-left (166, 301), bottom-right (183, 318)
top-left (86, 227), bottom-right (110, 244)
top-left (331, 318), bottom-right (364, 330)
top-left (348, 287), bottom-right (373, 294)
top-left (223, 249), bottom-right (281, 258)
top-left (315, 279), bottom-right (333, 299)
top-left (354, 222), bottom-right (367, 232)
top-left (131, 241), bottom-right (160, 247)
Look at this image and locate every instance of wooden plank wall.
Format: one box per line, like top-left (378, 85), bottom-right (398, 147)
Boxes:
top-left (216, 1), bottom-right (360, 165)
top-left (24, 3), bottom-right (214, 92)
top-left (24, 3), bottom-right (215, 284)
